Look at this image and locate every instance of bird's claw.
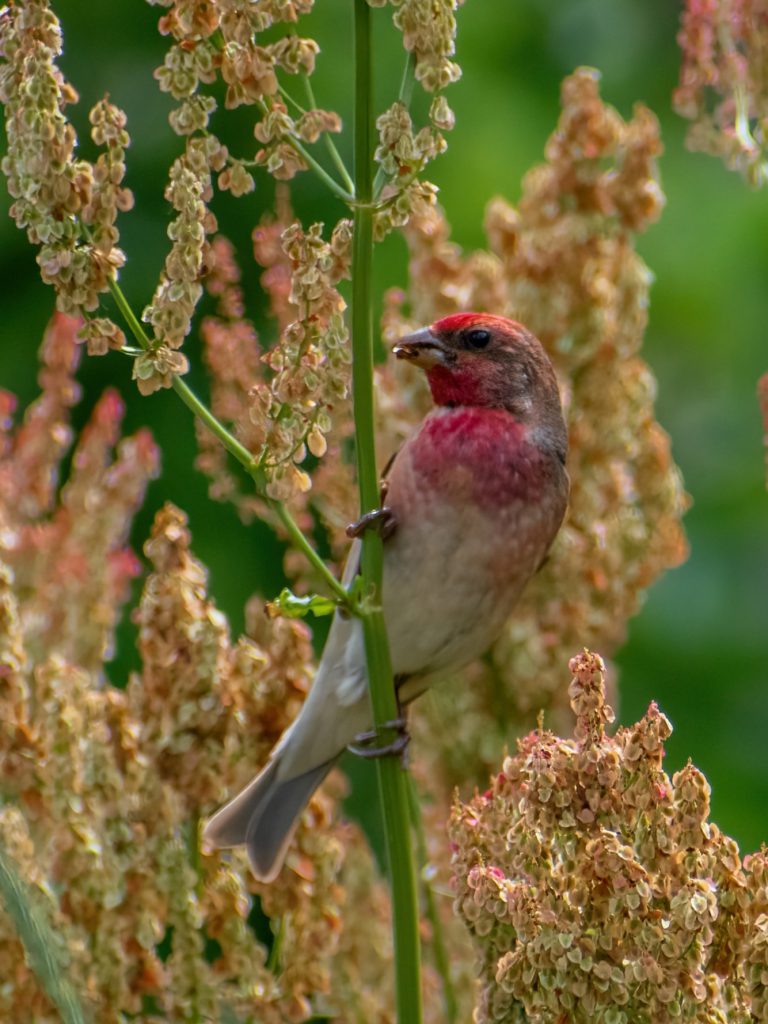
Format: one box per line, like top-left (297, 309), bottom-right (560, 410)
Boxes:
top-left (346, 506), bottom-right (398, 541)
top-left (348, 717), bottom-right (410, 765)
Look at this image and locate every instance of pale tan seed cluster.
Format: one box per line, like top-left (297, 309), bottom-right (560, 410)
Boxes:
top-left (150, 0), bottom-right (323, 179)
top-left (0, 316), bottom-right (460, 1022)
top-left (149, 1), bottom-right (355, 494)
top-left (139, 0), bottom-right (333, 397)
top-left (674, 0), bottom-right (768, 185)
top-left (0, 2), bottom-right (131, 322)
top-left (1, 0), bottom-right (462, 497)
top-left (135, 136), bottom-right (224, 394)
top-left (450, 650), bottom-right (768, 1023)
top-left (369, 2), bottom-right (459, 245)
top-left (373, 0), bottom-right (463, 93)
top-left (371, 0), bottom-right (461, 239)
top-left (251, 219), bottom-right (352, 499)
top-left (480, 69), bottom-right (686, 725)
top-left (193, 209), bottom-right (352, 506)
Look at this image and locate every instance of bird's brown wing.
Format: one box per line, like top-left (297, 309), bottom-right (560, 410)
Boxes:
top-left (378, 447), bottom-right (399, 505)
top-left (342, 444), bottom-right (417, 702)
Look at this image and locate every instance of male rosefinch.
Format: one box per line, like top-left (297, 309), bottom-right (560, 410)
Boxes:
top-left (203, 313), bottom-right (569, 880)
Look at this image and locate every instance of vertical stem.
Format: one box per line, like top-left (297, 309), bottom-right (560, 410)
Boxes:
top-left (351, 2), bottom-right (423, 1023)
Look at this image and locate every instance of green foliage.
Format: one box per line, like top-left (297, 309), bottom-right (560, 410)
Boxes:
top-left (268, 588), bottom-right (338, 619)
top-left (0, 844), bottom-right (88, 1024)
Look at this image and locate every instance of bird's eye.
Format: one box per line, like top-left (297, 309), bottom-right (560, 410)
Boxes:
top-left (464, 328), bottom-right (491, 350)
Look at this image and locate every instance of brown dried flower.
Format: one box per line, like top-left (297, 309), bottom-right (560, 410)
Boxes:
top-left (451, 650), bottom-right (768, 1023)
top-left (390, 0), bottom-right (463, 93)
top-left (0, 315), bottom-right (159, 675)
top-left (0, 317), bottom-right (418, 1023)
top-left (141, 137), bottom-right (224, 357)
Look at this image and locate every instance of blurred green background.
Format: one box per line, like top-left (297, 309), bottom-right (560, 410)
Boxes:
top-left (1, 1), bottom-right (766, 852)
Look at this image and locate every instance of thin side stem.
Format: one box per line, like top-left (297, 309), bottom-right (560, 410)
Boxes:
top-left (373, 50), bottom-right (417, 197)
top-left (352, 3), bottom-right (423, 1023)
top-left (289, 137), bottom-right (355, 202)
top-left (106, 275), bottom-right (350, 607)
top-left (278, 83), bottom-right (309, 116)
top-left (255, 100), bottom-right (354, 203)
top-left (298, 67), bottom-right (356, 193)
top-left (397, 49), bottom-right (417, 109)
top-left (271, 501), bottom-right (349, 604)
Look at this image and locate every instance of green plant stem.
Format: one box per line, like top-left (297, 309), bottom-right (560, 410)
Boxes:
top-left (0, 845), bottom-right (87, 1024)
top-left (298, 67), bottom-right (356, 194)
top-left (254, 100), bottom-right (354, 203)
top-left (287, 137), bottom-right (355, 203)
top-left (407, 778), bottom-right (458, 1023)
top-left (106, 275), bottom-right (349, 607)
top-left (397, 49), bottom-right (418, 108)
top-left (209, 28), bottom-right (354, 203)
top-left (270, 501), bottom-right (349, 604)
top-left (373, 51), bottom-right (417, 197)
top-left (351, 3), bottom-right (423, 1022)
top-left (266, 916), bottom-right (285, 973)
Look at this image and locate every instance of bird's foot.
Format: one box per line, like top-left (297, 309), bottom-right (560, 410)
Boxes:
top-left (346, 506), bottom-right (398, 541)
top-left (348, 717), bottom-right (410, 764)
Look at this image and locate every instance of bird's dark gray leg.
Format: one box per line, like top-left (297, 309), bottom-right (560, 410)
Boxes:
top-left (348, 715), bottom-right (410, 764)
top-left (346, 506), bottom-right (398, 540)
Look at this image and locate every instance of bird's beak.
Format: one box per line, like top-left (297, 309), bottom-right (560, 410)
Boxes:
top-left (393, 327), bottom-right (450, 368)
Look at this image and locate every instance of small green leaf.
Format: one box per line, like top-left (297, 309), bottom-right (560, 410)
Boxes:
top-left (268, 587), bottom-right (337, 619)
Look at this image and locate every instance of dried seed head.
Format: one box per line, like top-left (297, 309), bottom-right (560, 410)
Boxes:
top-left (451, 651), bottom-right (764, 1022)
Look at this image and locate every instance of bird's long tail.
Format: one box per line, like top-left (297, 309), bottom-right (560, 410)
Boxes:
top-left (203, 755), bottom-right (334, 882)
top-left (204, 601), bottom-right (370, 881)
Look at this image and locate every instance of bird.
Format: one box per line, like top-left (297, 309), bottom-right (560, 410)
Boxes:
top-left (202, 312), bottom-right (569, 881)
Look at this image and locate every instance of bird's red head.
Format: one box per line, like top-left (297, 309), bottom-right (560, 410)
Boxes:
top-left (394, 312), bottom-right (567, 460)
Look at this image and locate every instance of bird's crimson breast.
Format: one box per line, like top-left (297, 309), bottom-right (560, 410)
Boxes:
top-left (408, 406), bottom-right (546, 508)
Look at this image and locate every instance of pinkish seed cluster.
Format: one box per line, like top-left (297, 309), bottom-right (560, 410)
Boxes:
top-left (674, 0), bottom-right (768, 185)
top-left (450, 651), bottom-right (768, 1023)
top-left (0, 322), bottom-right (421, 1021)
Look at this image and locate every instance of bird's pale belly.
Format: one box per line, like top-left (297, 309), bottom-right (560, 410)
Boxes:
top-left (375, 403), bottom-right (567, 686)
top-left (382, 488), bottom-right (549, 679)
